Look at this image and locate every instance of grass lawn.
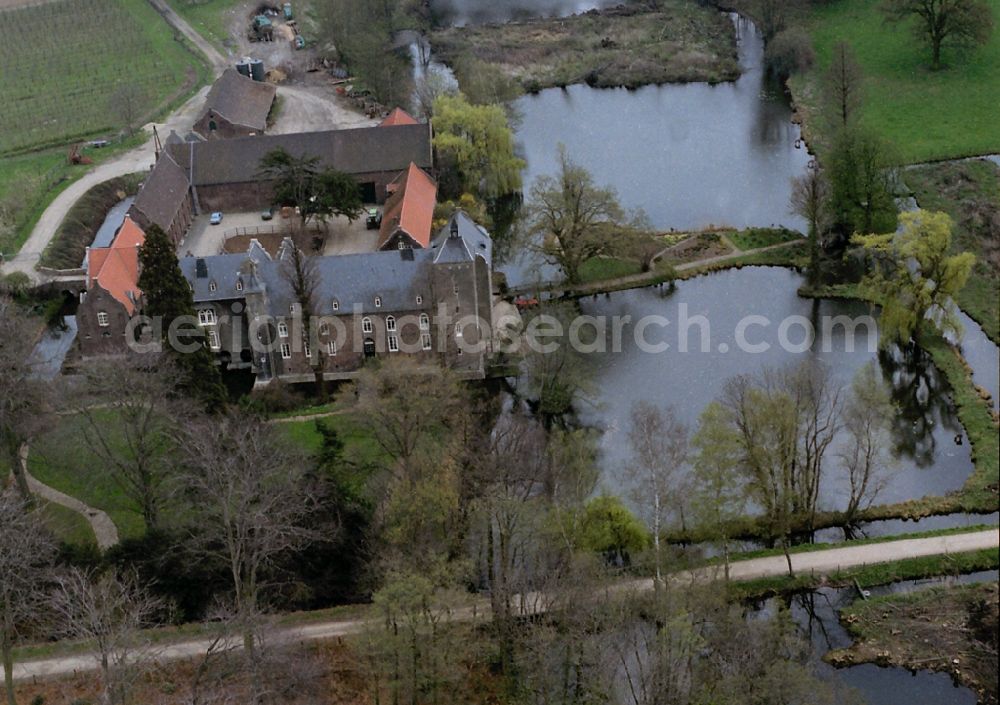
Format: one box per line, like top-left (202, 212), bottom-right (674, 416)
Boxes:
top-left (27, 410), bottom-right (147, 541)
top-left (904, 158), bottom-right (1000, 343)
top-left (578, 256), bottom-right (644, 284)
top-left (727, 227), bottom-right (802, 251)
top-left (791, 0), bottom-right (1000, 162)
top-left (37, 499), bottom-right (97, 548)
top-left (277, 411), bottom-right (388, 476)
top-left (168, 0), bottom-right (244, 52)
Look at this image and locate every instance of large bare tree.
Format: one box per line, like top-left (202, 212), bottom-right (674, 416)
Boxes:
top-left (790, 166), bottom-right (831, 287)
top-left (625, 401), bottom-right (688, 585)
top-left (0, 490), bottom-right (55, 705)
top-left (0, 299), bottom-right (52, 500)
top-left (882, 0), bottom-right (994, 70)
top-left (74, 355), bottom-right (190, 534)
top-left (823, 40), bottom-right (864, 130)
top-left (49, 569), bottom-right (162, 705)
top-left (178, 411), bottom-right (318, 697)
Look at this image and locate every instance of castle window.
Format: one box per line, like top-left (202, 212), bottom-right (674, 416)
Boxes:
top-left (198, 309), bottom-right (216, 326)
top-left (327, 340), bottom-right (337, 356)
top-left (421, 333), bottom-right (432, 351)
top-left (331, 299), bottom-right (339, 312)
top-left (209, 280), bottom-right (217, 292)
top-left (419, 313), bottom-right (430, 331)
top-left (415, 295), bottom-right (422, 305)
top-left (207, 330), bottom-right (220, 350)
top-left (278, 322), bottom-right (288, 338)
top-left (374, 296), bottom-right (382, 308)
top-left (385, 316), bottom-right (396, 332)
top-left (388, 335), bottom-right (399, 352)
top-left (280, 343), bottom-right (291, 359)
top-left (236, 279), bottom-right (244, 292)
top-left (362, 317), bottom-right (373, 334)
top-left (97, 311), bottom-right (109, 327)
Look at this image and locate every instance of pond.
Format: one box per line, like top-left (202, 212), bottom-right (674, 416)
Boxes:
top-left (562, 267), bottom-right (976, 510)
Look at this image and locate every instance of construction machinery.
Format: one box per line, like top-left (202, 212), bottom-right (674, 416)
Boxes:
top-left (67, 144), bottom-right (93, 165)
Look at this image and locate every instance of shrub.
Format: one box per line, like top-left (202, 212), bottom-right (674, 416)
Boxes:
top-left (765, 28), bottom-right (815, 80)
top-left (1, 271), bottom-right (31, 296)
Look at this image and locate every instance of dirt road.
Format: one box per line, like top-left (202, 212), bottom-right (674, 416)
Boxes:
top-left (5, 528), bottom-right (996, 684)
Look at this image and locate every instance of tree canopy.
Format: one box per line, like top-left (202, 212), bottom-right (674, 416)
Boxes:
top-left (853, 209), bottom-right (975, 345)
top-left (258, 148), bottom-right (363, 229)
top-left (882, 0), bottom-right (994, 70)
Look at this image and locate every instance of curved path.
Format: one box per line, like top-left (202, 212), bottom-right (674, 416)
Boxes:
top-left (18, 445), bottom-right (119, 550)
top-left (5, 528), bottom-right (996, 684)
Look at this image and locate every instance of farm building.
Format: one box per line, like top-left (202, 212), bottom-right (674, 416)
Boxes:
top-left (378, 163), bottom-right (438, 251)
top-left (193, 68), bottom-right (277, 140)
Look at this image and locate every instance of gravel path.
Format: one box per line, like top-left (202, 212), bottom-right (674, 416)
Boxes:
top-left (5, 528), bottom-right (995, 684)
top-left (19, 444), bottom-right (119, 550)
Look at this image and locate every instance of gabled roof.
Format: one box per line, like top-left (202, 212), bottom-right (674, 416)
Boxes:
top-left (130, 151), bottom-right (191, 234)
top-left (166, 123), bottom-right (433, 186)
top-left (198, 68), bottom-right (277, 133)
top-left (378, 163), bottom-right (438, 249)
top-left (430, 211), bottom-right (493, 265)
top-left (86, 216), bottom-right (146, 315)
top-left (380, 107), bottom-right (419, 127)
top-left (180, 244), bottom-right (271, 303)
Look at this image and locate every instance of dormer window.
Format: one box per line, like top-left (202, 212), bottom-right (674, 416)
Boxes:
top-left (374, 296), bottom-right (382, 308)
top-left (278, 321), bottom-right (288, 338)
top-left (97, 311), bottom-right (109, 327)
top-left (331, 299), bottom-right (339, 312)
top-left (419, 313), bottom-right (430, 331)
top-left (236, 279), bottom-right (244, 292)
top-left (209, 280), bottom-right (217, 292)
top-left (416, 295), bottom-right (422, 305)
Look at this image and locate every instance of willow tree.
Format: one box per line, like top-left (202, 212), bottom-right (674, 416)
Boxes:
top-left (853, 209), bottom-right (975, 346)
top-left (432, 92), bottom-right (525, 199)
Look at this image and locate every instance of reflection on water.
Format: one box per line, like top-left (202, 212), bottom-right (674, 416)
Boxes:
top-left (575, 268), bottom-right (975, 508)
top-left (29, 315), bottom-right (77, 380)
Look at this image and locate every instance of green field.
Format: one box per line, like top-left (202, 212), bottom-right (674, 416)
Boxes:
top-left (168, 0), bottom-right (242, 51)
top-left (791, 0), bottom-right (1000, 163)
top-left (0, 0), bottom-right (206, 155)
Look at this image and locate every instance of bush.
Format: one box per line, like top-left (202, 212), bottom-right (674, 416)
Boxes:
top-left (1, 271), bottom-right (31, 296)
top-left (765, 28), bottom-right (815, 80)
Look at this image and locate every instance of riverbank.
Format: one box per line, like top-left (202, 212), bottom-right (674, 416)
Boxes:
top-left (429, 0), bottom-right (739, 92)
top-left (827, 581), bottom-right (999, 705)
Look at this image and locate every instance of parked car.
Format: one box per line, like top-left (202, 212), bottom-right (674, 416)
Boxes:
top-left (210, 212), bottom-right (224, 225)
top-left (365, 207), bottom-right (382, 230)
top-left (261, 208), bottom-right (273, 221)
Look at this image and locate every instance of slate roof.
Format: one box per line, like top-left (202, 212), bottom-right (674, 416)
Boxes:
top-left (167, 123), bottom-right (433, 186)
top-left (198, 69), bottom-right (277, 132)
top-left (380, 107), bottom-right (419, 127)
top-left (130, 152), bottom-right (191, 234)
top-left (87, 216), bottom-right (145, 315)
top-left (180, 241), bottom-right (271, 303)
top-left (378, 163), bottom-right (438, 249)
top-left (431, 211), bottom-right (492, 265)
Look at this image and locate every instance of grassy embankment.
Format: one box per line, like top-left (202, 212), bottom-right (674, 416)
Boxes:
top-left (40, 173), bottom-right (146, 269)
top-left (904, 158), bottom-right (1000, 343)
top-left (826, 581), bottom-right (999, 704)
top-left (0, 0), bottom-right (209, 258)
top-left (431, 0), bottom-right (739, 92)
top-left (788, 0), bottom-right (1000, 163)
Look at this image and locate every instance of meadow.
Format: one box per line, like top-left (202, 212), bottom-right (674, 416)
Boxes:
top-left (791, 0), bottom-right (1000, 163)
top-left (0, 0), bottom-right (205, 155)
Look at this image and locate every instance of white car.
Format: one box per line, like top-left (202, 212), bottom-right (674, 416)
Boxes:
top-left (209, 212), bottom-right (224, 225)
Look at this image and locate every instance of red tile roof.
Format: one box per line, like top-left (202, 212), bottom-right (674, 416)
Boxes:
top-left (378, 163), bottom-right (438, 249)
top-left (379, 107), bottom-right (419, 127)
top-left (87, 216), bottom-right (146, 315)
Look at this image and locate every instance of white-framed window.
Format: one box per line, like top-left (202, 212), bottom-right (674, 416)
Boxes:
top-left (421, 333), bottom-right (432, 351)
top-left (374, 296), bottom-right (382, 308)
top-left (455, 326), bottom-right (463, 338)
top-left (209, 280), bottom-right (217, 292)
top-left (207, 329), bottom-right (220, 350)
top-left (362, 317), bottom-right (373, 334)
top-left (280, 343), bottom-right (291, 359)
top-left (415, 295), bottom-right (422, 305)
top-left (198, 309), bottom-right (216, 325)
top-left (236, 279), bottom-right (243, 292)
top-left (327, 340), bottom-right (337, 356)
top-left (79, 292), bottom-right (87, 303)
top-left (397, 240), bottom-right (406, 250)
top-left (388, 335), bottom-right (399, 352)
top-left (385, 316), bottom-right (396, 332)
top-left (419, 313), bottom-right (430, 331)
top-left (331, 299), bottom-right (339, 312)
top-left (96, 311), bottom-right (109, 327)
top-left (278, 321), bottom-right (289, 338)
top-left (303, 339), bottom-right (311, 358)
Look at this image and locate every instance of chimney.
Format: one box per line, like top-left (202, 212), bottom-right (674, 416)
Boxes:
top-left (450, 217), bottom-right (459, 239)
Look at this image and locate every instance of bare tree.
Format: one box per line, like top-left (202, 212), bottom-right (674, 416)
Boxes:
top-left (413, 67), bottom-right (455, 122)
top-left (882, 0), bottom-right (994, 70)
top-left (49, 569), bottom-right (162, 705)
top-left (279, 243), bottom-right (326, 399)
top-left (839, 363), bottom-right (896, 527)
top-left (178, 411), bottom-right (318, 698)
top-left (824, 41), bottom-right (864, 130)
top-left (108, 82), bottom-right (147, 137)
top-left (74, 355), bottom-right (190, 534)
top-left (0, 299), bottom-right (52, 500)
top-left (0, 490), bottom-right (55, 705)
top-left (790, 166), bottom-right (831, 287)
top-left (625, 401), bottom-right (688, 585)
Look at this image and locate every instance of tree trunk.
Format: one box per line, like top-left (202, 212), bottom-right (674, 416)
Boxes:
top-left (931, 36), bottom-right (942, 71)
top-left (782, 536), bottom-right (795, 577)
top-left (3, 634), bottom-right (17, 705)
top-left (8, 444), bottom-right (32, 503)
